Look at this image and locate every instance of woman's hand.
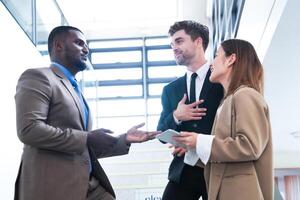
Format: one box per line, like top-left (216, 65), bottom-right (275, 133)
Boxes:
top-left (173, 132), bottom-right (198, 149)
top-left (169, 145), bottom-right (187, 156)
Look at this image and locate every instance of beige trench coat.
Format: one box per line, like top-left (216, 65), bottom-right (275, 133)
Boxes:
top-left (200, 86), bottom-right (273, 200)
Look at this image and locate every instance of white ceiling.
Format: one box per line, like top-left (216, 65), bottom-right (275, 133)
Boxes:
top-left (56, 0), bottom-right (209, 39)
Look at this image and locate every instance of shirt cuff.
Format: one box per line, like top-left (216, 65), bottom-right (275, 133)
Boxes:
top-left (196, 134), bottom-right (214, 165)
top-left (184, 149), bottom-right (199, 166)
top-left (173, 112), bottom-right (182, 125)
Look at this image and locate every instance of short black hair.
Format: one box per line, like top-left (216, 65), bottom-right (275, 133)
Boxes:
top-left (47, 26), bottom-right (83, 56)
top-left (168, 20), bottom-right (209, 51)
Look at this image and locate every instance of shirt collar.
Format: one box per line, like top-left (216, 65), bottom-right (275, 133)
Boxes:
top-left (186, 62), bottom-right (209, 80)
top-left (52, 62), bottom-right (76, 85)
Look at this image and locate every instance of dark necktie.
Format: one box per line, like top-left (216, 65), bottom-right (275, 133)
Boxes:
top-left (190, 73), bottom-right (198, 103)
top-left (71, 79), bottom-right (89, 130)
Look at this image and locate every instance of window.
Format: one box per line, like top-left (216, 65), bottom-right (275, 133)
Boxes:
top-left (81, 36), bottom-right (182, 133)
top-left (91, 51), bottom-right (142, 64)
top-left (147, 49), bottom-right (174, 61)
top-left (148, 65), bottom-right (185, 78)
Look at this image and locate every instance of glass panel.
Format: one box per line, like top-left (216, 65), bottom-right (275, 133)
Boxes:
top-left (83, 85), bottom-right (97, 99)
top-left (86, 100), bottom-right (98, 128)
top-left (36, 43), bottom-right (48, 51)
top-left (97, 116), bottom-right (146, 135)
top-left (83, 68), bottom-right (142, 81)
top-left (96, 99), bottom-right (145, 117)
top-left (148, 49), bottom-right (174, 61)
top-left (85, 85), bottom-right (142, 98)
top-left (147, 98), bottom-right (162, 115)
top-left (89, 39), bottom-right (143, 48)
top-left (149, 83), bottom-right (167, 96)
top-left (36, 0), bottom-right (62, 44)
top-left (42, 55), bottom-right (51, 65)
top-left (145, 38), bottom-right (170, 46)
top-left (87, 100), bottom-right (97, 118)
top-left (147, 115), bottom-right (160, 131)
top-left (91, 51), bottom-right (142, 64)
top-left (148, 66), bottom-right (186, 78)
top-left (2, 0), bottom-right (33, 40)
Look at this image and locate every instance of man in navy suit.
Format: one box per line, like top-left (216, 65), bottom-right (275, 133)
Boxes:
top-left (157, 20), bottom-right (223, 200)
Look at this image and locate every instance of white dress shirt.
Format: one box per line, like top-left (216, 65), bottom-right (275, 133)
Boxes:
top-left (173, 62), bottom-right (210, 124)
top-left (170, 62), bottom-right (214, 166)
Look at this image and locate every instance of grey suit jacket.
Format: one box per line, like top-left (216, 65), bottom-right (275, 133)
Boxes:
top-left (202, 86), bottom-right (273, 200)
top-left (14, 66), bottom-right (129, 200)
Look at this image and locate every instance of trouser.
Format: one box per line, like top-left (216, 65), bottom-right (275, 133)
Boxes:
top-left (87, 176), bottom-right (115, 200)
top-left (162, 165), bottom-right (207, 200)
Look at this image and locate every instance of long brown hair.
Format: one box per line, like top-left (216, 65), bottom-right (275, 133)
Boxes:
top-left (221, 39), bottom-right (264, 97)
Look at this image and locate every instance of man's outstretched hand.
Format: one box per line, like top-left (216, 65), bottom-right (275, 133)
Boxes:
top-left (126, 123), bottom-right (160, 143)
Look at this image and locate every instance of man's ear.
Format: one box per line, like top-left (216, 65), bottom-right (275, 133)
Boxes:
top-left (54, 40), bottom-right (63, 52)
top-left (196, 37), bottom-right (203, 47)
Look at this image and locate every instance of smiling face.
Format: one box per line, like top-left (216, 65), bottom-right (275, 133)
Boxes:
top-left (210, 46), bottom-right (234, 88)
top-left (170, 30), bottom-right (200, 66)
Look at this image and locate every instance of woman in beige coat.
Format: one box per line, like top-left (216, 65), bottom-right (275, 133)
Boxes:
top-left (174, 39), bottom-right (273, 200)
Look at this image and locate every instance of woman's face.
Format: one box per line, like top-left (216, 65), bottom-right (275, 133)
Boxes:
top-left (210, 46), bottom-right (232, 84)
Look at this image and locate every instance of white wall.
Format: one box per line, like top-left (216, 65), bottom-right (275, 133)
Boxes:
top-left (262, 0), bottom-right (300, 168)
top-left (0, 3), bottom-right (46, 199)
top-left (237, 0), bottom-right (300, 168)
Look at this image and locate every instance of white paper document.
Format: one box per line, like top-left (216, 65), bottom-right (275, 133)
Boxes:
top-left (156, 129), bottom-right (186, 147)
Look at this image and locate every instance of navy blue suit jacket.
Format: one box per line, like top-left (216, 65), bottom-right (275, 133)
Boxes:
top-left (157, 70), bottom-right (223, 183)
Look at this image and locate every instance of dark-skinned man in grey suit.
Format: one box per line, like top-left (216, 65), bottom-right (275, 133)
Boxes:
top-left (14, 26), bottom-right (158, 200)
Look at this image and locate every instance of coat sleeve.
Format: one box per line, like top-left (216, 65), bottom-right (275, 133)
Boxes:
top-left (157, 86), bottom-right (178, 132)
top-left (210, 88), bottom-right (271, 162)
top-left (15, 69), bottom-right (87, 154)
top-left (94, 134), bottom-right (130, 158)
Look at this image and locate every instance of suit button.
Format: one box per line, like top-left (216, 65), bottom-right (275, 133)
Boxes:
top-left (193, 123), bottom-right (197, 128)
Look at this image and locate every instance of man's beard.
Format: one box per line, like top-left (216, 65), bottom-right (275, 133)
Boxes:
top-left (75, 60), bottom-right (87, 71)
top-left (68, 56), bottom-right (87, 71)
top-left (175, 54), bottom-right (188, 66)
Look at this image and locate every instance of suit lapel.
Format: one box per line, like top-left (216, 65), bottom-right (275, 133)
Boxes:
top-left (199, 69), bottom-right (213, 100)
top-left (178, 74), bottom-right (189, 104)
top-left (50, 66), bottom-right (86, 130)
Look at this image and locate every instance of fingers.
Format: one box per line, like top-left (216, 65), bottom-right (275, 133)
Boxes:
top-left (173, 136), bottom-right (185, 143)
top-left (180, 131), bottom-right (194, 136)
top-left (127, 129), bottom-right (159, 143)
top-left (192, 107), bottom-right (207, 113)
top-left (133, 122), bottom-right (145, 129)
top-left (179, 94), bottom-right (187, 104)
top-left (172, 147), bottom-right (186, 156)
top-left (100, 128), bottom-right (114, 134)
top-left (146, 131), bottom-right (159, 140)
top-left (188, 107), bottom-right (207, 120)
top-left (173, 132), bottom-right (197, 149)
top-left (177, 148), bottom-right (186, 156)
top-left (189, 99), bottom-right (204, 108)
top-left (190, 109), bottom-right (206, 117)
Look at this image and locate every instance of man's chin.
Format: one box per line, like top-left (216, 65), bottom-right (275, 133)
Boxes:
top-left (176, 59), bottom-right (184, 65)
top-left (76, 63), bottom-right (87, 71)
